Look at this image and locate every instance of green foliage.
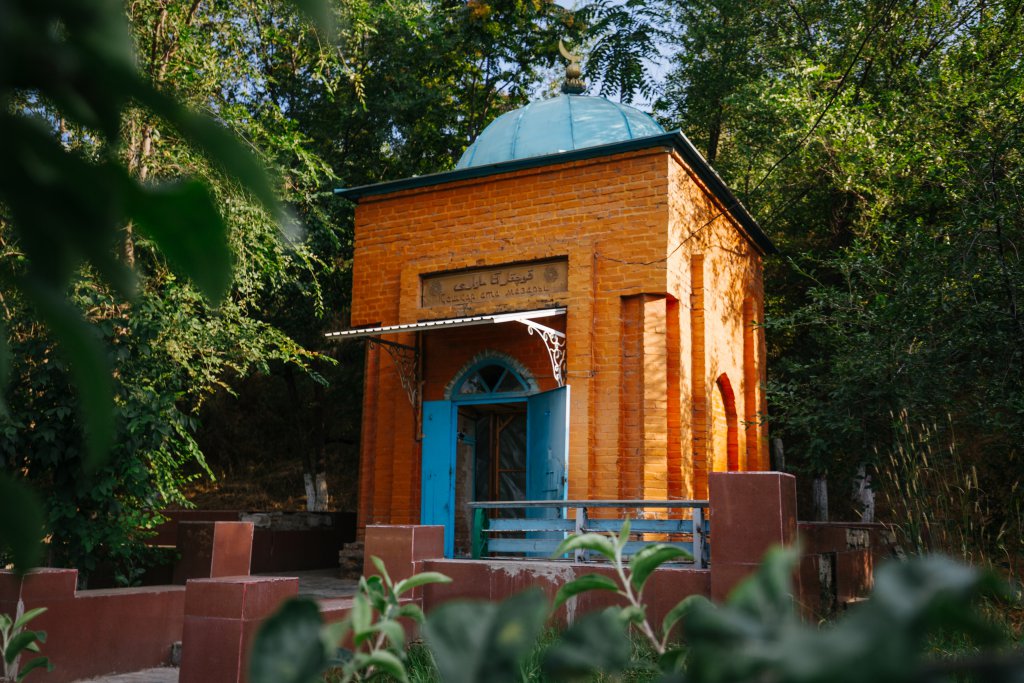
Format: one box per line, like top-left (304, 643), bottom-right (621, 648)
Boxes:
top-left (542, 610), bottom-right (634, 681)
top-left (250, 557), bottom-right (451, 683)
top-left (252, 530), bottom-right (1021, 683)
top-left (0, 0), bottom-right (333, 577)
top-left (878, 414), bottom-right (1024, 572)
top-left (0, 0), bottom-right (284, 460)
top-left (680, 549), bottom-right (1016, 683)
top-left (629, 545), bottom-right (691, 592)
top-left (550, 518), bottom-right (693, 663)
top-left (552, 573), bottom-right (619, 609)
top-left (0, 479), bottom-right (44, 573)
top-left (648, 0), bottom-right (1024, 520)
top-left (576, 0), bottom-right (667, 103)
top-left (1, 272), bottom-right (315, 579)
top-left (423, 590), bottom-right (550, 683)
top-left (249, 599), bottom-right (334, 683)
top-left (0, 606), bottom-right (52, 682)
top-left (273, 0), bottom-right (577, 190)
top-left (547, 521), bottom-right (694, 676)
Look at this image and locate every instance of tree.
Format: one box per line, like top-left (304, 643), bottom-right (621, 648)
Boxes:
top-left (188, 0), bottom-right (589, 513)
top-left (0, 0), bottom-right (594, 574)
top-left (654, 0), bottom-right (1024, 526)
top-left (0, 0), bottom-right (329, 577)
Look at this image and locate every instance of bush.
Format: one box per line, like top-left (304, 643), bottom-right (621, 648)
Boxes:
top-left (251, 527), bottom-right (1022, 683)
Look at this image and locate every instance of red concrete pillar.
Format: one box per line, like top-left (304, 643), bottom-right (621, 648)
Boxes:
top-left (709, 472), bottom-right (797, 601)
top-left (179, 575), bottom-right (298, 683)
top-left (173, 521), bottom-right (254, 584)
top-left (363, 525), bottom-right (445, 584)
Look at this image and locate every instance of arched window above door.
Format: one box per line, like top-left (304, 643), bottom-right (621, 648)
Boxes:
top-left (446, 352), bottom-right (538, 399)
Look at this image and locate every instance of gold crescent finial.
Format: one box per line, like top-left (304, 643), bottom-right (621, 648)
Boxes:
top-left (558, 39), bottom-right (579, 64)
top-left (558, 39), bottom-right (586, 95)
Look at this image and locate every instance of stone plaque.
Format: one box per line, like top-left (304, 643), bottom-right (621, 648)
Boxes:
top-left (422, 258), bottom-right (568, 307)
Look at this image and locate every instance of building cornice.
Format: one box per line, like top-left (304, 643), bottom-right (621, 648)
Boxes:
top-left (334, 131), bottom-right (776, 255)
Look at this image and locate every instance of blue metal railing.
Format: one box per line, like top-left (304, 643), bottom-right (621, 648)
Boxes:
top-left (468, 499), bottom-right (709, 568)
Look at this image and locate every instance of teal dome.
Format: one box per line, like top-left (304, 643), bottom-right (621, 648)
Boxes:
top-left (456, 94), bottom-right (666, 169)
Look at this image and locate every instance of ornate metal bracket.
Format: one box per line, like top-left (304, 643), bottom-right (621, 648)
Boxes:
top-left (367, 337), bottom-right (420, 407)
top-left (520, 320), bottom-right (567, 387)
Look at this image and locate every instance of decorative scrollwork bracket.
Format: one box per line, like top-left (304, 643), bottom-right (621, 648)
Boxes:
top-left (367, 337), bottom-right (420, 407)
top-left (520, 320), bottom-right (567, 387)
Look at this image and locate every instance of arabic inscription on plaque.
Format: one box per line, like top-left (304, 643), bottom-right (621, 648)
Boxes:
top-left (421, 258), bottom-right (568, 307)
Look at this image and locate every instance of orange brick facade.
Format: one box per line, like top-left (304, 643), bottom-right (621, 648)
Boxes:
top-left (348, 144), bottom-right (769, 532)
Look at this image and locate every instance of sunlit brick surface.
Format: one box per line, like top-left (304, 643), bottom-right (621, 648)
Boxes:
top-left (348, 146), bottom-right (768, 532)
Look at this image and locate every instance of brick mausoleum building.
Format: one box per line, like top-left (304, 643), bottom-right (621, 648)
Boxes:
top-left (331, 65), bottom-right (776, 557)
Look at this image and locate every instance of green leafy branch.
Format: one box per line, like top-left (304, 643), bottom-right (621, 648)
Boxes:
top-left (551, 518), bottom-right (693, 662)
top-left (249, 557), bottom-right (451, 683)
top-left (675, 548), bottom-right (1019, 683)
top-left (0, 604), bottom-right (52, 682)
top-left (0, 0), bottom-right (330, 574)
top-left (250, 526), bottom-right (1021, 683)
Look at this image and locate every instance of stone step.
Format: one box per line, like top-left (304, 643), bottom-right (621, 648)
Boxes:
top-left (338, 541), bottom-right (365, 579)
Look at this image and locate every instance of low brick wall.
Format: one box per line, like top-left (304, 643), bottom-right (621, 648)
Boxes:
top-left (152, 510), bottom-right (357, 574)
top-left (797, 521), bottom-right (892, 618)
top-left (150, 510), bottom-right (242, 547)
top-left (173, 521), bottom-right (255, 584)
top-left (0, 521), bottom-right (254, 682)
top-left (0, 569), bottom-right (185, 683)
top-left (246, 512), bottom-right (357, 573)
top-left (421, 558), bottom-right (709, 627)
top-left (362, 473), bottom-right (803, 626)
top-left (0, 474), bottom-right (888, 682)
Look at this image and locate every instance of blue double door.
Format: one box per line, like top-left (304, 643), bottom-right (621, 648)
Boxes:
top-left (421, 386), bottom-right (570, 557)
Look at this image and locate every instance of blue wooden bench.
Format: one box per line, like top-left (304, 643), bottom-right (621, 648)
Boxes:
top-left (468, 500), bottom-right (710, 568)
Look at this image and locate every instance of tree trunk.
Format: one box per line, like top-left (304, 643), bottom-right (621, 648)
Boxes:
top-left (853, 464), bottom-right (875, 523)
top-left (284, 365), bottom-right (314, 510)
top-left (309, 378), bottom-right (329, 511)
top-left (286, 364), bottom-right (330, 512)
top-left (771, 437), bottom-right (786, 472)
top-left (304, 472), bottom-right (330, 512)
top-left (706, 110), bottom-right (722, 164)
top-left (813, 474), bottom-right (829, 522)
top-left (122, 0), bottom-right (202, 266)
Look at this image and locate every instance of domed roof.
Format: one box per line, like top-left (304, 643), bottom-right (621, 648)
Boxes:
top-left (456, 94), bottom-right (666, 169)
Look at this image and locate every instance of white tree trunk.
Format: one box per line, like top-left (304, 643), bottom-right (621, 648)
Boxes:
top-left (853, 464), bottom-right (875, 523)
top-left (813, 474), bottom-right (829, 522)
top-left (304, 472), bottom-right (330, 512)
top-left (771, 437), bottom-right (786, 472)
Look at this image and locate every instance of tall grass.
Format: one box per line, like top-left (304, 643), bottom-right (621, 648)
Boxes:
top-left (878, 411), bottom-right (1022, 577)
top-left (878, 413), bottom-right (1024, 653)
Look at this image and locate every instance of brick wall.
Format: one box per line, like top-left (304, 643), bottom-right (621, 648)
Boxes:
top-left (667, 153), bottom-right (767, 497)
top-left (349, 145), bottom-right (767, 533)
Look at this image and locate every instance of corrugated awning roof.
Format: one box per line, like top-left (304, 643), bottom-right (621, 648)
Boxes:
top-left (324, 307), bottom-right (566, 340)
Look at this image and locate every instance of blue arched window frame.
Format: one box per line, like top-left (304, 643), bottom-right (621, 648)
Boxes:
top-left (445, 354), bottom-right (537, 405)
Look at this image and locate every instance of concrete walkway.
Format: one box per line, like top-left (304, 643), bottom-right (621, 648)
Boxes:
top-left (71, 668), bottom-right (178, 683)
top-left (256, 567), bottom-right (358, 600)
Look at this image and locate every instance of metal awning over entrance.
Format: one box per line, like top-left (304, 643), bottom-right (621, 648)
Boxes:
top-left (324, 308), bottom-right (567, 405)
top-left (324, 307), bottom-right (565, 340)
